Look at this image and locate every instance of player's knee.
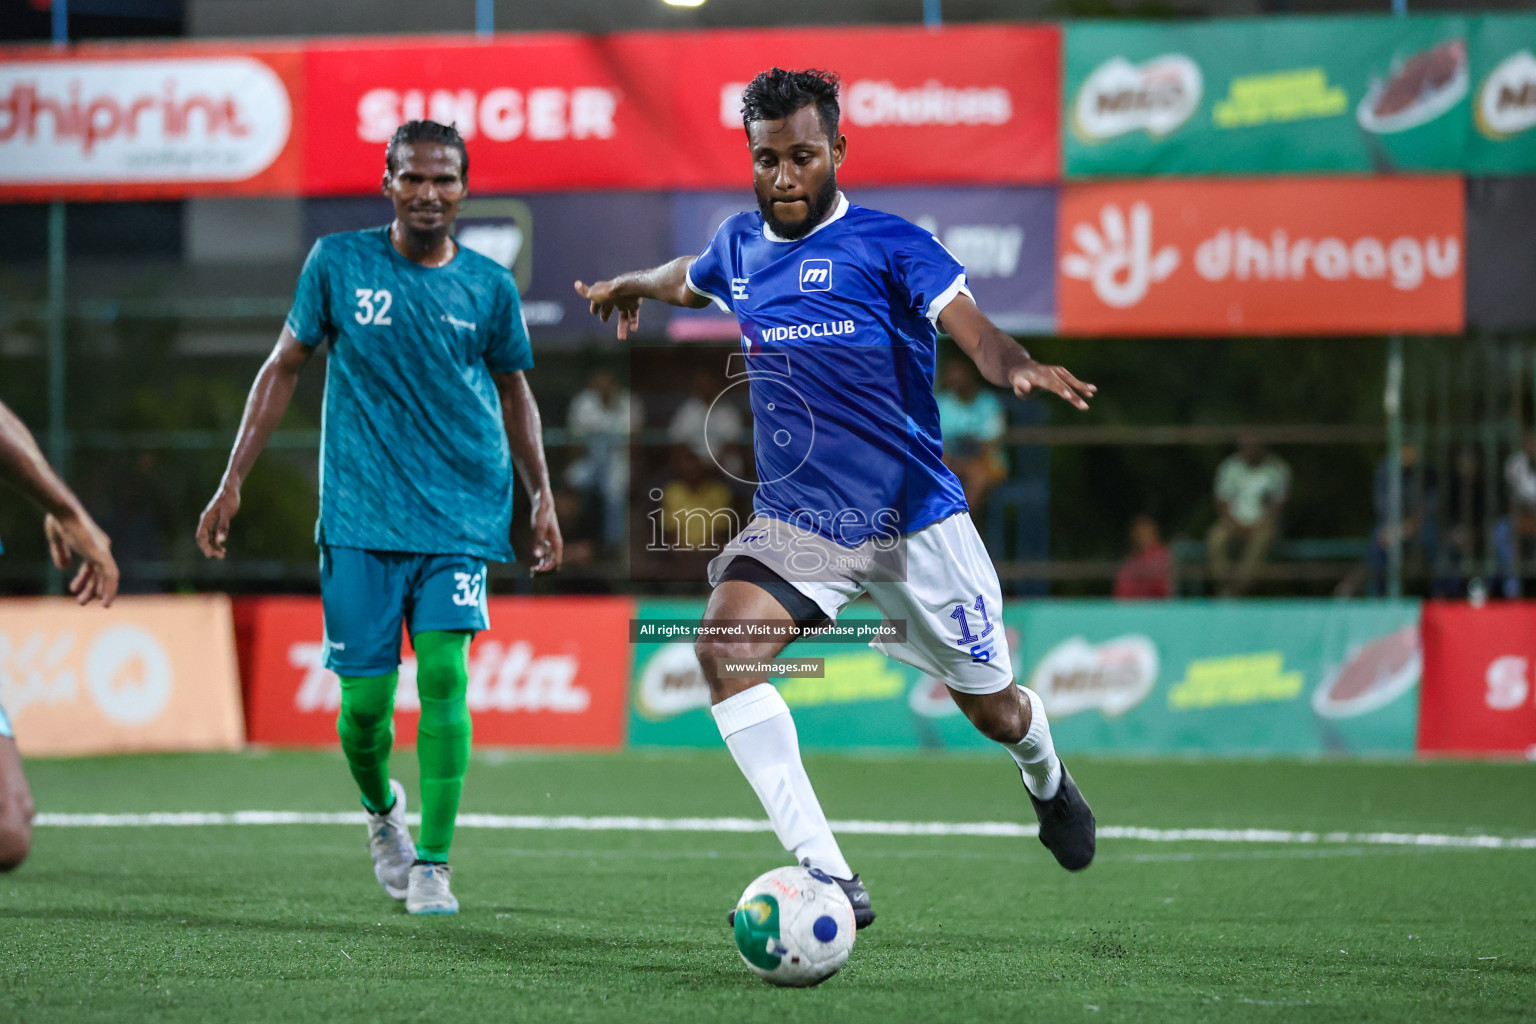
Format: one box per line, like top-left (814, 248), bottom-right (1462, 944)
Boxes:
top-left (339, 701), bottom-right (390, 734)
top-left (965, 699), bottom-right (1027, 745)
top-left (694, 638), bottom-right (759, 690)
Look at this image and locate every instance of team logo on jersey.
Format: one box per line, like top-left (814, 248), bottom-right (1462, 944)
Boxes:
top-left (731, 277), bottom-right (750, 301)
top-left (798, 259), bottom-right (832, 292)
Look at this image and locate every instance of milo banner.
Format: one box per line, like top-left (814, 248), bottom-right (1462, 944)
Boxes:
top-left (628, 599), bottom-right (1421, 755)
top-left (1065, 14), bottom-right (1536, 179)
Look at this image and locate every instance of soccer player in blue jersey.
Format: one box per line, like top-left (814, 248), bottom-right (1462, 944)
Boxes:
top-left (0, 398), bottom-right (120, 871)
top-left (577, 69), bottom-right (1096, 928)
top-left (198, 120), bottom-right (561, 915)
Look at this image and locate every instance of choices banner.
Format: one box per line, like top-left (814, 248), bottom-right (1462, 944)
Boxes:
top-left (0, 42), bottom-right (304, 201)
top-left (300, 25), bottom-right (1059, 195)
top-left (1064, 14), bottom-right (1536, 179)
top-left (0, 596), bottom-right (244, 757)
top-left (1418, 601), bottom-right (1536, 757)
top-left (240, 596), bottom-right (632, 748)
top-left (628, 598), bottom-right (1421, 756)
top-left (1057, 176), bottom-right (1464, 336)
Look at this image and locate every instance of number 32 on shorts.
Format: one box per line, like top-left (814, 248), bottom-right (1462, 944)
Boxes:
top-left (951, 595), bottom-right (996, 663)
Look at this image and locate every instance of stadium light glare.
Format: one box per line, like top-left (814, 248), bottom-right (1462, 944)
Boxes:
top-left (662, 0), bottom-right (708, 6)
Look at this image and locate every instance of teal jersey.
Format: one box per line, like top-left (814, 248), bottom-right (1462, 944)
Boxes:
top-left (285, 226), bottom-right (533, 562)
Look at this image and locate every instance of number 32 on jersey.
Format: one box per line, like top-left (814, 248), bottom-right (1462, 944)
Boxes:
top-left (355, 288), bottom-right (394, 325)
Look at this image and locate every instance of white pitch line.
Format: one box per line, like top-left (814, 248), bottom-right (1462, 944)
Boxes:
top-left (29, 812), bottom-right (1536, 850)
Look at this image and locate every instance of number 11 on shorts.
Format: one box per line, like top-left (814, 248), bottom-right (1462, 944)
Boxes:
top-left (951, 595), bottom-right (996, 663)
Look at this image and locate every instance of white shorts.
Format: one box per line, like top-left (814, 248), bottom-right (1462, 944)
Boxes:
top-left (708, 512), bottom-right (1012, 695)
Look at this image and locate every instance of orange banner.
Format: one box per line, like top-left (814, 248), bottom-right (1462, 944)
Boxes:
top-left (0, 595), bottom-right (244, 757)
top-left (1058, 177), bottom-right (1465, 336)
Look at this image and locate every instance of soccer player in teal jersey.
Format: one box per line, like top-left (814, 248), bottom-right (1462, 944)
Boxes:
top-left (198, 120), bottom-right (562, 915)
top-left (0, 398), bottom-right (120, 871)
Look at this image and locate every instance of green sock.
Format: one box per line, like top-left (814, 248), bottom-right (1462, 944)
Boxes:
top-left (337, 672), bottom-right (398, 814)
top-left (413, 630), bottom-right (472, 862)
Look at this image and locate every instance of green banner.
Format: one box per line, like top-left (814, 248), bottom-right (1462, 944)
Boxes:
top-left (1064, 14), bottom-right (1536, 178)
top-left (628, 599), bottom-right (1421, 756)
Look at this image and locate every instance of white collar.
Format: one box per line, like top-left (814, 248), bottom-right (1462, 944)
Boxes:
top-left (761, 191), bottom-right (849, 243)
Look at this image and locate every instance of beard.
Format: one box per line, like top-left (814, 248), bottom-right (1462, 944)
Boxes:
top-left (757, 173), bottom-right (839, 241)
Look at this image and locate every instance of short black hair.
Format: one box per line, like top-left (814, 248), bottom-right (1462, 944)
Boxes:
top-left (741, 68), bottom-right (841, 142)
top-left (385, 120), bottom-right (468, 179)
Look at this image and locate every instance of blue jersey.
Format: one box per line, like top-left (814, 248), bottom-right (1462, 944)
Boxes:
top-left (685, 194), bottom-right (971, 544)
top-left (286, 226), bottom-right (533, 562)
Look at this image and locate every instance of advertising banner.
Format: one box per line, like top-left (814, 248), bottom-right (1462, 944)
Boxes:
top-left (1466, 176), bottom-right (1536, 330)
top-left (0, 596), bottom-right (244, 757)
top-left (1057, 177), bottom-right (1464, 336)
top-left (1064, 14), bottom-right (1536, 179)
top-left (1418, 601), bottom-right (1536, 757)
top-left (301, 25), bottom-right (1059, 196)
top-left (242, 596), bottom-right (632, 748)
top-left (0, 42), bottom-right (304, 201)
top-left (1013, 600), bottom-right (1422, 756)
top-left (628, 598), bottom-right (1421, 755)
top-left (668, 187), bottom-right (1059, 341)
top-left (1467, 15), bottom-right (1536, 175)
top-left (304, 193), bottom-right (675, 340)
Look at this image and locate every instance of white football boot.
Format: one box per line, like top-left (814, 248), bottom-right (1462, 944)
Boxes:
top-left (365, 779), bottom-right (414, 900)
top-left (406, 862), bottom-right (459, 915)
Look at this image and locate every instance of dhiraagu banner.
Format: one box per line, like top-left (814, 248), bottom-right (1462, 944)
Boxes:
top-left (627, 598), bottom-right (1422, 755)
top-left (1064, 15), bottom-right (1475, 177)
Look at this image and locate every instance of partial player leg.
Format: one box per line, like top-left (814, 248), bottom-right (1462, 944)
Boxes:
top-left (411, 630), bottom-right (472, 866)
top-left (0, 733), bottom-right (35, 872)
top-left (865, 513), bottom-right (1094, 871)
top-left (698, 575), bottom-right (874, 929)
top-left (320, 546), bottom-right (415, 899)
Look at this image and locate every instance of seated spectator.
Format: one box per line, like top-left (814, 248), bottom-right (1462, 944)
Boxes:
top-left (1207, 435), bottom-right (1290, 597)
top-left (1496, 431), bottom-right (1536, 597)
top-left (668, 369), bottom-right (746, 478)
top-left (936, 359), bottom-right (1007, 517)
top-left (660, 446), bottom-right (737, 553)
top-left (564, 369), bottom-right (641, 554)
top-left (1114, 514), bottom-right (1172, 600)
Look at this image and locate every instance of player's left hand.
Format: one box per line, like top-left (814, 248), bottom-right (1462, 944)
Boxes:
top-left (528, 490), bottom-right (564, 574)
top-left (44, 511), bottom-right (119, 607)
top-left (1009, 360), bottom-right (1097, 411)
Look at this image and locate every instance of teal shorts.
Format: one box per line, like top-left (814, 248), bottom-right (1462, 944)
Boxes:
top-left (0, 701), bottom-right (12, 740)
top-left (319, 547), bottom-right (489, 676)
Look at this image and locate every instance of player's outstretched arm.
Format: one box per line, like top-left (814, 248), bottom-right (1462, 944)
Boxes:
top-left (573, 256), bottom-right (712, 340)
top-left (493, 371), bottom-right (563, 575)
top-left (939, 293), bottom-right (1097, 411)
top-left (197, 328), bottom-right (313, 559)
top-left (0, 399), bottom-right (119, 605)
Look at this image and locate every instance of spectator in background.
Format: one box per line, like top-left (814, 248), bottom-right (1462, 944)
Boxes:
top-left (1368, 444), bottom-right (1436, 596)
top-left (668, 369), bottom-right (746, 478)
top-left (1496, 431), bottom-right (1536, 596)
top-left (1207, 435), bottom-right (1290, 597)
top-left (565, 368), bottom-right (640, 554)
top-left (657, 445), bottom-right (737, 577)
top-left (936, 359), bottom-right (1007, 518)
top-left (1114, 514), bottom-right (1172, 600)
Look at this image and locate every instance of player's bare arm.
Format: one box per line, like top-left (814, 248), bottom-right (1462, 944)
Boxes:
top-left (0, 399), bottom-right (118, 606)
top-left (939, 293), bottom-right (1096, 411)
top-left (573, 256), bottom-right (711, 340)
top-left (493, 370), bottom-right (564, 574)
top-left (197, 327), bottom-right (314, 559)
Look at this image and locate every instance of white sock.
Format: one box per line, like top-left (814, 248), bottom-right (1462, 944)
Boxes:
top-left (1001, 686), bottom-right (1062, 800)
top-left (713, 683), bottom-right (854, 880)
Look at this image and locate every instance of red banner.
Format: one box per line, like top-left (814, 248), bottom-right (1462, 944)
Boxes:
top-left (0, 41), bottom-right (303, 201)
top-left (1, 26), bottom-right (1057, 199)
top-left (241, 596), bottom-right (633, 748)
top-left (1058, 177), bottom-right (1465, 336)
top-left (1418, 601), bottom-right (1536, 757)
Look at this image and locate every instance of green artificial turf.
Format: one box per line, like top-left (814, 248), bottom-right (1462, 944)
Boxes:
top-left (2, 750), bottom-right (1533, 1023)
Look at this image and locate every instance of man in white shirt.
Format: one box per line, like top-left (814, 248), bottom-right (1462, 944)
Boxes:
top-left (565, 369), bottom-right (640, 553)
top-left (1207, 436), bottom-right (1290, 597)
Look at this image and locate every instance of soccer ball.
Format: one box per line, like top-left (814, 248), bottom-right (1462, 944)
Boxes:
top-left (732, 865), bottom-right (856, 987)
